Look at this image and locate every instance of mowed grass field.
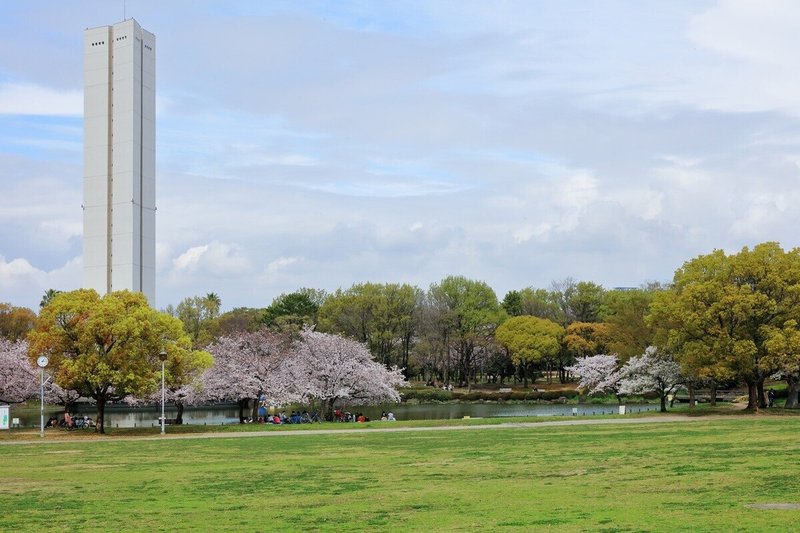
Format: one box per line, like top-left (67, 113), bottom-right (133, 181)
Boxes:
top-left (1, 416), bottom-right (799, 532)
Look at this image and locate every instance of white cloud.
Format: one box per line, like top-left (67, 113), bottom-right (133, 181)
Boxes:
top-left (0, 255), bottom-right (82, 309)
top-left (170, 242), bottom-right (251, 277)
top-left (679, 1), bottom-right (800, 116)
top-left (265, 256), bottom-right (300, 274)
top-left (0, 82), bottom-right (82, 116)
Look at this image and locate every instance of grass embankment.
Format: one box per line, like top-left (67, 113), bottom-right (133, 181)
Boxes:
top-left (2, 414), bottom-right (799, 532)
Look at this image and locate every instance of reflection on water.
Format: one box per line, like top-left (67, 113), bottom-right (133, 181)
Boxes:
top-left (10, 402), bottom-right (658, 428)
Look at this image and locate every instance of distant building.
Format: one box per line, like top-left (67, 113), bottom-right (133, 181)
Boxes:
top-left (83, 19), bottom-right (155, 303)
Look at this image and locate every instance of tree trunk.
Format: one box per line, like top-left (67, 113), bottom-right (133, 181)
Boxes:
top-left (95, 397), bottom-right (106, 434)
top-left (323, 398), bottom-right (337, 421)
top-left (710, 380), bottom-right (717, 407)
top-left (238, 398), bottom-right (248, 423)
top-left (660, 389), bottom-right (667, 412)
top-left (785, 376), bottom-right (800, 409)
top-left (757, 380), bottom-right (766, 409)
top-left (559, 363), bottom-right (568, 384)
top-left (746, 381), bottom-right (759, 411)
top-left (687, 384), bottom-right (695, 409)
top-left (251, 397), bottom-right (259, 422)
top-left (175, 401), bottom-right (185, 425)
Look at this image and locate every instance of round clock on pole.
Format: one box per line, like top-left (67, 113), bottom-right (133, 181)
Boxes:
top-left (37, 355), bottom-right (49, 368)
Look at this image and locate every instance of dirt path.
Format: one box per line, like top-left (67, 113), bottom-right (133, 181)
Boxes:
top-left (0, 414), bottom-right (729, 446)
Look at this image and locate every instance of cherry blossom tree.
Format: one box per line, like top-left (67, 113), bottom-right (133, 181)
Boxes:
top-left (289, 328), bottom-right (407, 420)
top-left (618, 346), bottom-right (683, 412)
top-left (0, 338), bottom-right (38, 404)
top-left (203, 329), bottom-right (298, 422)
top-left (567, 354), bottom-right (621, 399)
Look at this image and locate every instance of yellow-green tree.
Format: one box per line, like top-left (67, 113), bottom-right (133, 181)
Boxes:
top-left (496, 316), bottom-right (564, 387)
top-left (28, 289), bottom-right (197, 433)
top-left (649, 242), bottom-right (800, 410)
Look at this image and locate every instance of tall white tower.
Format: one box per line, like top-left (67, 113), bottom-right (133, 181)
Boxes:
top-left (83, 19), bottom-right (156, 304)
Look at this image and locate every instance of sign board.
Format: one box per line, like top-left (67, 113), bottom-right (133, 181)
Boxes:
top-left (618, 405), bottom-right (626, 415)
top-left (0, 405), bottom-right (9, 430)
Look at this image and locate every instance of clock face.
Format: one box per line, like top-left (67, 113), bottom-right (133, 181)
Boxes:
top-left (37, 356), bottom-right (49, 368)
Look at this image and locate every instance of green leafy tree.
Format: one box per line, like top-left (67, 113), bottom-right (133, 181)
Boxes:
top-left (174, 294), bottom-right (222, 347)
top-left (496, 316), bottom-right (564, 387)
top-left (502, 290), bottom-right (523, 316)
top-left (566, 281), bottom-right (606, 323)
top-left (518, 287), bottom-right (566, 324)
top-left (263, 288), bottom-right (326, 331)
top-left (28, 289), bottom-right (196, 433)
top-left (600, 287), bottom-right (659, 360)
top-left (218, 307), bottom-right (264, 336)
top-left (762, 320), bottom-right (800, 408)
top-left (426, 276), bottom-right (506, 389)
top-left (318, 283), bottom-right (420, 372)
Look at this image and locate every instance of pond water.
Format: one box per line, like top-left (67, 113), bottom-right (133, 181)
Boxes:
top-left (10, 402), bottom-right (658, 429)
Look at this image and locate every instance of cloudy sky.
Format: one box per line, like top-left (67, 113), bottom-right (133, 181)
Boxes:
top-left (2, 0), bottom-right (800, 311)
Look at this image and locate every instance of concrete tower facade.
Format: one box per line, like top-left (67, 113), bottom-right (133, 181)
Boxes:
top-left (83, 19), bottom-right (156, 303)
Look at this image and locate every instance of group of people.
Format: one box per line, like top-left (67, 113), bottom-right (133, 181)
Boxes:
top-left (45, 412), bottom-right (94, 430)
top-left (333, 409), bottom-right (396, 422)
top-left (254, 410), bottom-right (320, 424)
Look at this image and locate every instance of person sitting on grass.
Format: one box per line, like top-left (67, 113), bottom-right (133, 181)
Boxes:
top-left (64, 412), bottom-right (74, 430)
top-left (387, 412), bottom-right (396, 421)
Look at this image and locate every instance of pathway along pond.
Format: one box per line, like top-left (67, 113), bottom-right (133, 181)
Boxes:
top-left (16, 402), bottom-right (659, 429)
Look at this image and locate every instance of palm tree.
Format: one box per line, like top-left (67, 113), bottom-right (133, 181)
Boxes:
top-left (205, 292), bottom-right (221, 318)
top-left (40, 288), bottom-right (62, 309)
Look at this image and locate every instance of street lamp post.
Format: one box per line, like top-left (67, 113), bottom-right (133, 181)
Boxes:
top-left (159, 350), bottom-right (167, 435)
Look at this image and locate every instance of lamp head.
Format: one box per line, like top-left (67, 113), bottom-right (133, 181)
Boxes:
top-left (159, 350), bottom-right (168, 362)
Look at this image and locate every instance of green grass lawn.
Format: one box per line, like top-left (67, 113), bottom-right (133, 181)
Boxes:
top-left (1, 416), bottom-right (799, 532)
